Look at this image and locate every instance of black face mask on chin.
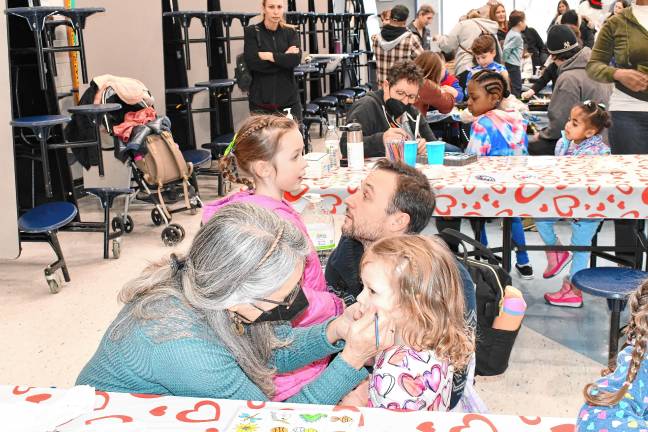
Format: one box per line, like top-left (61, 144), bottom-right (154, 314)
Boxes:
top-left (247, 286), bottom-right (309, 324)
top-left (385, 97), bottom-right (409, 119)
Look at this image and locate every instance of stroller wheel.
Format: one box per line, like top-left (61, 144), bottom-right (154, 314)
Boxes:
top-left (170, 223), bottom-right (186, 241)
top-left (123, 215), bottom-right (134, 233)
top-left (111, 216), bottom-right (124, 232)
top-left (151, 208), bottom-right (166, 226)
top-left (161, 225), bottom-right (183, 246)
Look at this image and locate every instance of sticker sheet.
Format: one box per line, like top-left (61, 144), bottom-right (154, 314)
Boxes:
top-left (225, 407), bottom-right (361, 432)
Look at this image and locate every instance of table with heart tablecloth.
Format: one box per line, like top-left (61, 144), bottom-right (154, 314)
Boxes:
top-left (286, 155), bottom-right (648, 220)
top-left (0, 384), bottom-right (576, 431)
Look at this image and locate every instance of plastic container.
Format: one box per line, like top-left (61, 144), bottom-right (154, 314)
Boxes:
top-left (403, 141), bottom-right (417, 167)
top-left (324, 124), bottom-right (340, 171)
top-left (426, 141), bottom-right (445, 165)
top-left (302, 194), bottom-right (336, 265)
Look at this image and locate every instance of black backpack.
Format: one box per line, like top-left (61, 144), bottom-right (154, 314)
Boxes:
top-left (235, 25), bottom-right (261, 93)
top-left (441, 229), bottom-right (519, 376)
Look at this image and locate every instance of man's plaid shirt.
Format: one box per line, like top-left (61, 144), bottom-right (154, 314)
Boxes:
top-left (372, 32), bottom-right (425, 83)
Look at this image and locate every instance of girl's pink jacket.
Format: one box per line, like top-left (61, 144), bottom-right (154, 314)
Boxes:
top-left (202, 191), bottom-right (343, 401)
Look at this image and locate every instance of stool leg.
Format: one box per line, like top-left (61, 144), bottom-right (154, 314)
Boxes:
top-left (103, 196), bottom-right (110, 259)
top-left (47, 230), bottom-right (70, 282)
top-left (93, 114), bottom-right (105, 177)
top-left (609, 299), bottom-right (622, 367)
top-left (502, 218), bottom-right (513, 272)
top-left (38, 126), bottom-right (54, 198)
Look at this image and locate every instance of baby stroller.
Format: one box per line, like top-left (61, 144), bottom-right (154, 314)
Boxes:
top-left (68, 75), bottom-right (202, 246)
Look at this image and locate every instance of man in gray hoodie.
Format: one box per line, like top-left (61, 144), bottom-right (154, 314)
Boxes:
top-left (372, 5), bottom-right (424, 84)
top-left (529, 25), bottom-right (613, 155)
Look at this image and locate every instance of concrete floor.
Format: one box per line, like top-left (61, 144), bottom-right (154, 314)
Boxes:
top-left (0, 161), bottom-right (620, 419)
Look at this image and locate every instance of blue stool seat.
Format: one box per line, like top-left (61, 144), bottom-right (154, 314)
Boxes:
top-left (312, 96), bottom-right (338, 107)
top-left (19, 202), bottom-right (77, 233)
top-left (182, 149), bottom-right (212, 167)
top-left (572, 268), bottom-right (648, 300)
top-left (11, 114), bottom-right (71, 128)
top-left (304, 103), bottom-right (321, 116)
top-left (572, 267), bottom-right (648, 364)
top-left (68, 103), bottom-right (121, 115)
top-left (332, 89), bottom-right (356, 100)
top-left (195, 79), bottom-right (235, 90)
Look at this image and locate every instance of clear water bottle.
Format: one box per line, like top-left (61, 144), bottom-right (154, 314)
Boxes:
top-left (324, 124), bottom-right (340, 171)
top-left (302, 193), bottom-right (336, 266)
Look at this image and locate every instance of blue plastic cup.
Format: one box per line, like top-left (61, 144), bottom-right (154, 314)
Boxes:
top-left (403, 141), bottom-right (417, 167)
top-left (426, 141), bottom-right (445, 165)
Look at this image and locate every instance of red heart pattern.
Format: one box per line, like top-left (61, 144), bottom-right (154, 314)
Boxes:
top-left (283, 155), bottom-right (648, 221)
top-left (450, 414), bottom-right (499, 432)
top-left (25, 393), bottom-right (51, 403)
top-left (149, 405), bottom-right (167, 416)
top-left (95, 391), bottom-right (110, 410)
top-left (85, 415), bottom-right (133, 425)
top-left (417, 421), bottom-right (436, 432)
top-left (176, 400), bottom-right (221, 423)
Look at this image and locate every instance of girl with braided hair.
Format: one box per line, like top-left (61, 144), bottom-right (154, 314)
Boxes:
top-left (202, 114), bottom-right (344, 401)
top-left (465, 70), bottom-right (533, 279)
top-left (341, 235), bottom-right (476, 412)
top-left (577, 279), bottom-right (648, 430)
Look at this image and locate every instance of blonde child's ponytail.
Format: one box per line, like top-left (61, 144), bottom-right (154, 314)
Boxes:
top-left (583, 280), bottom-right (648, 406)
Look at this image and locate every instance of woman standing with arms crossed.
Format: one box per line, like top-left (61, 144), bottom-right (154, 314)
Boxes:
top-left (587, 0), bottom-right (648, 268)
top-left (244, 0), bottom-right (303, 121)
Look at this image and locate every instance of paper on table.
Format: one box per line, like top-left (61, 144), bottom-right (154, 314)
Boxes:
top-left (0, 385), bottom-right (95, 432)
top-left (224, 407), bottom-right (361, 432)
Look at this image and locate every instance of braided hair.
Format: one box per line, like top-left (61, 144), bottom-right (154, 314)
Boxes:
top-left (583, 279), bottom-right (648, 406)
top-left (218, 114), bottom-right (298, 190)
top-left (471, 70), bottom-right (510, 106)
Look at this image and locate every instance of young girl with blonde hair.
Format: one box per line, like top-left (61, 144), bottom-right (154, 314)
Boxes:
top-left (357, 235), bottom-right (475, 411)
top-left (578, 279), bottom-right (648, 429)
top-left (202, 114), bottom-right (343, 401)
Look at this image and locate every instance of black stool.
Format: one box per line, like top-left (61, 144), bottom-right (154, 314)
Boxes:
top-left (572, 268), bottom-right (648, 365)
top-left (19, 201), bottom-right (78, 293)
top-left (10, 114), bottom-right (71, 198)
top-left (66, 103), bottom-right (122, 177)
top-left (165, 86), bottom-right (208, 151)
top-left (5, 6), bottom-right (104, 89)
top-left (311, 96), bottom-right (339, 126)
top-left (162, 11), bottom-right (206, 69)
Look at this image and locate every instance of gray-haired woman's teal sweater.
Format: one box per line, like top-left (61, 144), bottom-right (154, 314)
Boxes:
top-left (76, 300), bottom-right (367, 404)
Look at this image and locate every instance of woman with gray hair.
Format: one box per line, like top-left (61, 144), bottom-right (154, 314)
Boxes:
top-left (76, 202), bottom-right (393, 404)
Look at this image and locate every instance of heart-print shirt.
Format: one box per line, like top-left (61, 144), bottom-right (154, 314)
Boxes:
top-left (368, 345), bottom-right (454, 412)
top-left (577, 345), bottom-right (648, 431)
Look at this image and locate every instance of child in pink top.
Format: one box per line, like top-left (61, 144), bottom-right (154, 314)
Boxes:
top-left (202, 114), bottom-right (343, 401)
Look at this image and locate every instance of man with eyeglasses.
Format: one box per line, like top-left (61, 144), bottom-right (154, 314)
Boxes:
top-left (340, 60), bottom-right (441, 158)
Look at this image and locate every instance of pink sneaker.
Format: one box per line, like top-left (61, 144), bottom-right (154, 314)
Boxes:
top-left (543, 251), bottom-right (572, 279)
top-left (544, 279), bottom-right (583, 308)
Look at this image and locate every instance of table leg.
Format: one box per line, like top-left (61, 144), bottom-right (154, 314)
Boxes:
top-left (608, 299), bottom-right (622, 367)
top-left (502, 218), bottom-right (512, 272)
top-left (34, 29), bottom-right (48, 90)
top-left (93, 115), bottom-right (105, 177)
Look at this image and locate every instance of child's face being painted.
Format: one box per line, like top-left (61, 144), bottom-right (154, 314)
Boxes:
top-left (357, 255), bottom-right (402, 323)
top-left (467, 80), bottom-right (499, 117)
top-left (564, 107), bottom-right (597, 144)
top-left (271, 127), bottom-right (307, 193)
top-left (475, 50), bottom-right (496, 69)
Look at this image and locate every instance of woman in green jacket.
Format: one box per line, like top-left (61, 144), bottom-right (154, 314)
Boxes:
top-left (586, 1), bottom-right (648, 267)
top-left (77, 202), bottom-right (394, 404)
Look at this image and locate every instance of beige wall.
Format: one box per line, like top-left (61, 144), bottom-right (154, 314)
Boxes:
top-left (179, 0), bottom-right (330, 147)
top-left (74, 0), bottom-right (166, 116)
top-left (0, 14), bottom-right (20, 259)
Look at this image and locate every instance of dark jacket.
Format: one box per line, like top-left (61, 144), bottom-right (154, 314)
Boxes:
top-left (339, 89), bottom-right (436, 157)
top-left (531, 62), bottom-right (558, 95)
top-left (522, 27), bottom-right (548, 71)
top-left (587, 7), bottom-right (648, 102)
top-left (325, 235), bottom-right (477, 409)
top-left (244, 23), bottom-right (301, 110)
top-left (407, 21), bottom-right (431, 50)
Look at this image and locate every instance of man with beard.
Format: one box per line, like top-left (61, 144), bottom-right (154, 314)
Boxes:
top-left (325, 158), bottom-right (476, 409)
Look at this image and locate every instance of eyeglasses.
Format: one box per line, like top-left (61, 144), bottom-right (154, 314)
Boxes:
top-left (252, 280), bottom-right (302, 308)
top-left (391, 89), bottom-right (419, 102)
top-left (583, 100), bottom-right (606, 111)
